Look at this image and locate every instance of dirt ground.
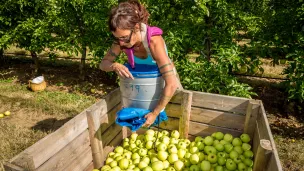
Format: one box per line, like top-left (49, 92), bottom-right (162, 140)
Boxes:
top-left (0, 56), bottom-right (303, 171)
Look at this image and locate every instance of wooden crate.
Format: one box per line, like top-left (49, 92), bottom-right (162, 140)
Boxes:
top-left (3, 89), bottom-right (282, 171)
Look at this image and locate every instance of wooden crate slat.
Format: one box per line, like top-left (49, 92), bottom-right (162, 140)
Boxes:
top-left (3, 162), bottom-right (25, 171)
top-left (99, 103), bottom-right (122, 134)
top-left (35, 130), bottom-right (90, 171)
top-left (166, 103), bottom-right (246, 130)
top-left (257, 102), bottom-right (283, 171)
top-left (266, 153), bottom-right (282, 171)
top-left (60, 146), bottom-right (92, 171)
top-left (171, 90), bottom-right (253, 114)
top-left (101, 123), bottom-right (123, 147)
top-left (84, 162), bottom-right (94, 171)
top-left (189, 121), bottom-right (242, 137)
top-left (9, 89), bottom-right (120, 170)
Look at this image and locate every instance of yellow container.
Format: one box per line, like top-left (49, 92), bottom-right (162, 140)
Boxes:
top-left (28, 80), bottom-right (47, 92)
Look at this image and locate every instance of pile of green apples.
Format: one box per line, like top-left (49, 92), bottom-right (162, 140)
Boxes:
top-left (98, 130), bottom-right (254, 171)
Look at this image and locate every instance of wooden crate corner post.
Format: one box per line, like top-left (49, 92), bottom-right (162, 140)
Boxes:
top-left (179, 90), bottom-right (193, 139)
top-left (244, 100), bottom-right (260, 137)
top-left (253, 139), bottom-right (273, 171)
top-left (86, 109), bottom-right (104, 169)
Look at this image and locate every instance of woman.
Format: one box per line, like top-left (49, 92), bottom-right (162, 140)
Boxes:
top-left (100, 0), bottom-right (183, 128)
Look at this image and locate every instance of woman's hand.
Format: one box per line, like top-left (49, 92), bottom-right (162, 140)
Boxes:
top-left (142, 112), bottom-right (158, 128)
top-left (111, 63), bottom-right (134, 79)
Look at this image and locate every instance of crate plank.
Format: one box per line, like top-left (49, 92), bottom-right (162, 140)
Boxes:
top-left (257, 102), bottom-right (283, 171)
top-left (189, 121), bottom-right (242, 137)
top-left (101, 131), bottom-right (124, 167)
top-left (36, 130), bottom-right (90, 171)
top-left (179, 90), bottom-right (193, 139)
top-left (171, 90), bottom-right (252, 114)
top-left (60, 146), bottom-right (92, 171)
top-left (101, 123), bottom-right (123, 147)
top-left (10, 89), bottom-right (120, 169)
top-left (84, 162), bottom-right (94, 171)
top-left (166, 103), bottom-right (246, 130)
top-left (3, 162), bottom-right (25, 171)
top-left (253, 139), bottom-right (273, 171)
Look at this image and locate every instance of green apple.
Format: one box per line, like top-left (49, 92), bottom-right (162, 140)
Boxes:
top-left (4, 111), bottom-right (10, 116)
top-left (204, 146), bottom-right (217, 155)
top-left (247, 167), bottom-right (253, 171)
top-left (138, 148), bottom-right (148, 157)
top-left (233, 146), bottom-right (244, 154)
top-left (123, 152), bottom-right (132, 159)
top-left (240, 134), bottom-right (251, 143)
top-left (204, 136), bottom-right (214, 146)
top-left (215, 132), bottom-right (224, 140)
top-left (163, 160), bottom-right (170, 169)
top-left (111, 166), bottom-right (121, 171)
top-left (167, 166), bottom-right (176, 171)
top-left (225, 159), bottom-right (237, 171)
top-left (133, 158), bottom-right (140, 165)
top-left (152, 161), bottom-right (164, 171)
top-left (105, 157), bottom-right (114, 164)
top-left (229, 150), bottom-right (239, 159)
top-left (162, 136), bottom-right (171, 145)
top-left (162, 130), bottom-right (170, 136)
top-left (207, 153), bottom-right (218, 164)
top-left (177, 141), bottom-right (187, 149)
top-left (184, 139), bottom-right (191, 146)
top-left (168, 153), bottom-right (179, 164)
top-left (146, 140), bottom-right (153, 149)
top-left (190, 154), bottom-right (200, 164)
top-left (224, 144), bottom-right (233, 153)
top-left (133, 167), bottom-right (140, 171)
top-left (143, 166), bottom-right (153, 171)
top-left (198, 152), bottom-right (205, 161)
top-left (244, 158), bottom-right (253, 167)
top-left (145, 134), bottom-right (154, 142)
top-left (146, 129), bottom-right (155, 136)
top-left (196, 141), bottom-right (205, 150)
top-left (174, 160), bottom-right (185, 171)
top-left (101, 165), bottom-right (111, 171)
top-left (215, 143), bottom-right (224, 152)
top-left (238, 162), bottom-right (247, 171)
top-left (195, 136), bottom-right (204, 143)
top-left (151, 156), bottom-right (159, 163)
top-left (239, 155), bottom-right (246, 162)
top-left (171, 130), bottom-right (180, 139)
top-left (138, 161), bottom-right (148, 169)
top-left (212, 132), bottom-right (217, 138)
top-left (215, 165), bottom-right (224, 171)
top-left (168, 144), bottom-right (178, 154)
top-left (233, 157), bottom-right (242, 164)
top-left (137, 134), bottom-right (145, 141)
top-left (190, 164), bottom-right (200, 171)
top-left (190, 146), bottom-right (199, 154)
top-left (200, 160), bottom-right (211, 171)
top-left (135, 139), bottom-right (142, 146)
top-left (232, 138), bottom-right (243, 146)
top-left (217, 157), bottom-right (226, 166)
top-left (220, 140), bottom-right (228, 145)
top-left (223, 134), bottom-right (233, 143)
top-left (157, 143), bottom-right (167, 151)
top-left (243, 150), bottom-right (254, 158)
top-left (114, 146), bottom-right (124, 154)
top-left (184, 158), bottom-right (191, 167)
top-left (115, 156), bottom-right (123, 162)
top-left (110, 160), bottom-right (118, 167)
top-left (108, 152), bottom-right (115, 158)
top-left (131, 133), bottom-right (138, 140)
top-left (123, 141), bottom-right (129, 148)
top-left (128, 164), bottom-right (135, 169)
top-left (157, 151), bottom-right (168, 161)
top-left (142, 156), bottom-right (150, 164)
top-left (242, 143), bottom-right (251, 151)
top-left (119, 158), bottom-right (129, 169)
top-left (177, 148), bottom-right (187, 158)
top-left (213, 140), bottom-right (220, 145)
top-left (170, 137), bottom-right (179, 145)
top-left (217, 152), bottom-right (227, 158)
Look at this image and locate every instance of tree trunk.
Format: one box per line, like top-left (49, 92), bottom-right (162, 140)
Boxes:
top-left (30, 51), bottom-right (39, 73)
top-left (79, 46), bottom-right (86, 80)
top-left (205, 14), bottom-right (212, 61)
top-left (0, 48), bottom-right (4, 62)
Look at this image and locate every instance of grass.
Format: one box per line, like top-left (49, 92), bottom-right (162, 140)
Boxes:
top-left (0, 81), bottom-right (96, 171)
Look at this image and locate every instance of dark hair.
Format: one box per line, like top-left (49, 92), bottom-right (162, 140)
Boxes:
top-left (109, 0), bottom-right (150, 31)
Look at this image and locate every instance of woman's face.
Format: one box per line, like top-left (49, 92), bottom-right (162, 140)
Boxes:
top-left (112, 28), bottom-right (136, 48)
